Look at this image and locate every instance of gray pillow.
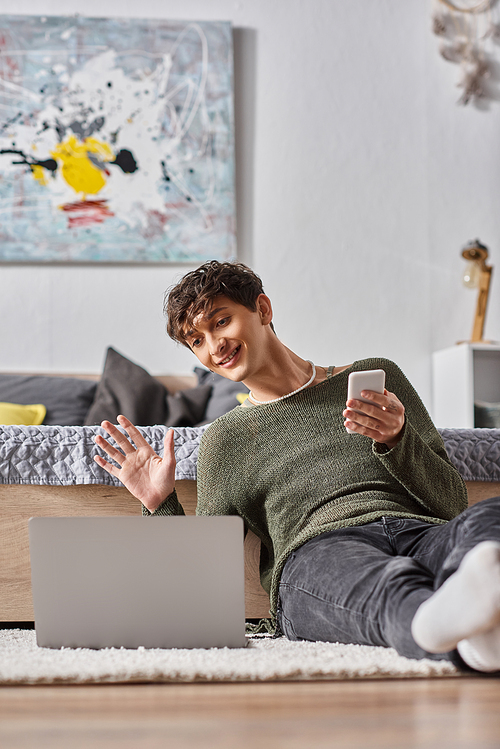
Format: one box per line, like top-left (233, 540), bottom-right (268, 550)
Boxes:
top-left (0, 374), bottom-right (97, 426)
top-left (84, 347), bottom-right (168, 426)
top-left (165, 384), bottom-right (213, 428)
top-left (194, 367), bottom-right (249, 423)
top-left (85, 348), bottom-right (215, 428)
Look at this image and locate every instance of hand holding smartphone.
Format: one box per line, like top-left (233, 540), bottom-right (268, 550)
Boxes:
top-left (346, 369), bottom-right (386, 434)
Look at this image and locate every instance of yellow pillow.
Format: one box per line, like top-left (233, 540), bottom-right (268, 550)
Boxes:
top-left (0, 402), bottom-right (46, 425)
top-left (236, 393), bottom-right (249, 405)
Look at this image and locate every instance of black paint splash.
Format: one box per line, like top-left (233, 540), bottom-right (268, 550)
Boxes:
top-left (1, 145), bottom-right (138, 179)
top-left (161, 160), bottom-right (170, 181)
top-left (110, 149), bottom-right (138, 174)
top-left (0, 149), bottom-right (57, 173)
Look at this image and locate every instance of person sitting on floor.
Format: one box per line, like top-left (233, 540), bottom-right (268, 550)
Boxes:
top-left (94, 260), bottom-right (500, 673)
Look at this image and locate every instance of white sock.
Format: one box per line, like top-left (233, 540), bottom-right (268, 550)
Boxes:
top-left (458, 628), bottom-right (500, 673)
top-left (411, 541), bottom-right (500, 653)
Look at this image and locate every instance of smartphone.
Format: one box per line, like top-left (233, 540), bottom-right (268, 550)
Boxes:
top-left (346, 369), bottom-right (386, 434)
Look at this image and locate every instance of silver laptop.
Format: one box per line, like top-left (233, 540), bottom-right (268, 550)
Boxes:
top-left (29, 516), bottom-right (247, 650)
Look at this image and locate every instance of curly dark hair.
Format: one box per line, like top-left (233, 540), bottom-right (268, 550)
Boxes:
top-left (164, 261), bottom-right (272, 348)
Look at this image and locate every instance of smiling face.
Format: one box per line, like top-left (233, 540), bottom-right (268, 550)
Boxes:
top-left (183, 294), bottom-right (274, 383)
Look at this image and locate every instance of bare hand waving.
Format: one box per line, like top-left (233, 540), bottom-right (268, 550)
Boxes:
top-left (94, 415), bottom-right (176, 513)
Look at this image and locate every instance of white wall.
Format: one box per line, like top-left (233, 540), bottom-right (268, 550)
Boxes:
top-left (2, 0), bottom-right (500, 412)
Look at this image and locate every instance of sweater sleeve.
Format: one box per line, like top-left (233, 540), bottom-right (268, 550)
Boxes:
top-left (194, 418), bottom-right (245, 519)
top-left (141, 488), bottom-right (186, 516)
top-left (143, 416), bottom-right (247, 520)
top-left (372, 360), bottom-right (468, 520)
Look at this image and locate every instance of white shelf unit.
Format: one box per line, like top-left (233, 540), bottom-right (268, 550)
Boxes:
top-left (432, 343), bottom-right (500, 428)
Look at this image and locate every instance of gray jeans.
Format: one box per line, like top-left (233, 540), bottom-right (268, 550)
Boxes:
top-left (277, 496), bottom-right (500, 666)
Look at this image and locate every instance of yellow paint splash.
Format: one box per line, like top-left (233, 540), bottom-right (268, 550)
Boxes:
top-left (50, 135), bottom-right (114, 196)
top-left (30, 164), bottom-right (48, 186)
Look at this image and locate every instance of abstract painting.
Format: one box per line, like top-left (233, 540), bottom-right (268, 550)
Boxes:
top-left (0, 16), bottom-right (235, 262)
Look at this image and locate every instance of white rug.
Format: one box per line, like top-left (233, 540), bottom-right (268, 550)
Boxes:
top-left (0, 630), bottom-right (461, 684)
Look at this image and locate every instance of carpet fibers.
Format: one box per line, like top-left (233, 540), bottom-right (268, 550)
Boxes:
top-left (0, 630), bottom-right (461, 684)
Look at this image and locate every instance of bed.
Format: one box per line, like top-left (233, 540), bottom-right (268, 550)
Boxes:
top-left (0, 347), bottom-right (266, 622)
top-left (2, 349), bottom-right (500, 623)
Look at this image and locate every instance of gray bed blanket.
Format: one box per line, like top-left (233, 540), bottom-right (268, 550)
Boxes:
top-left (438, 428), bottom-right (500, 482)
top-left (1, 425), bottom-right (500, 487)
top-left (0, 425), bottom-right (208, 486)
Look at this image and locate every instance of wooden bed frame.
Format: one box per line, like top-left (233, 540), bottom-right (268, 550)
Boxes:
top-left (0, 480), bottom-right (270, 622)
top-left (2, 480), bottom-right (498, 624)
top-left (2, 373), bottom-right (500, 623)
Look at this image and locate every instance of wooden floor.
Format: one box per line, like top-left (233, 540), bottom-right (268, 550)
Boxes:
top-left (1, 677), bottom-right (500, 749)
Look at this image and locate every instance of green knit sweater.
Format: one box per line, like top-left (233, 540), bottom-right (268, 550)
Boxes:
top-left (148, 358), bottom-right (468, 625)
